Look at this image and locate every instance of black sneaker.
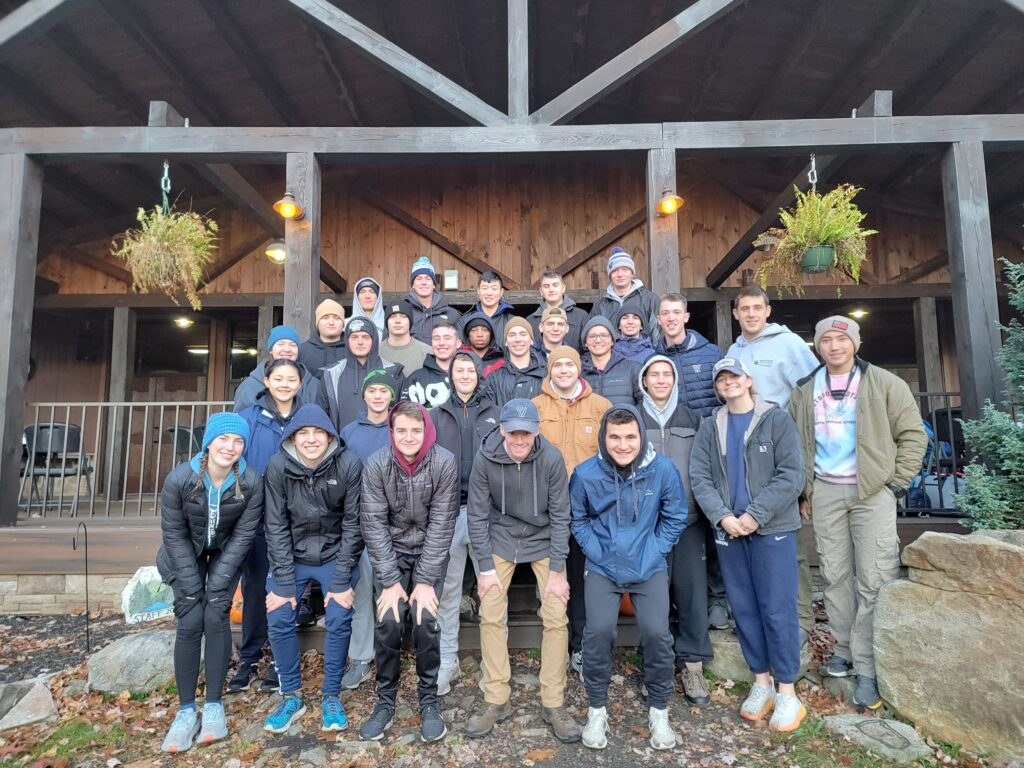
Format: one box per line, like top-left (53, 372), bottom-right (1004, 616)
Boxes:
top-left (853, 675), bottom-right (882, 710)
top-left (420, 704), bottom-right (447, 743)
top-left (296, 596), bottom-right (316, 627)
top-left (821, 655), bottom-right (853, 678)
top-left (226, 661), bottom-right (258, 693)
top-left (358, 704), bottom-right (395, 741)
top-left (259, 662), bottom-right (280, 692)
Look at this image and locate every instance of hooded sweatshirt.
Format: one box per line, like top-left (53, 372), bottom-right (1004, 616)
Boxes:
top-left (527, 297), bottom-right (589, 351)
top-left (461, 300), bottom-right (517, 346)
top-left (339, 410), bottom-right (391, 465)
top-left (656, 329), bottom-right (724, 417)
top-left (406, 290), bottom-right (463, 344)
top-left (238, 388), bottom-right (305, 474)
top-left (316, 320), bottom-right (402, 432)
top-left (612, 306), bottom-right (657, 364)
top-left (726, 323), bottom-right (820, 408)
top-left (588, 279), bottom-right (660, 336)
top-left (485, 347), bottom-right (547, 407)
top-left (346, 276), bottom-right (386, 340)
top-left (458, 314), bottom-right (505, 376)
top-left (569, 404), bottom-right (687, 587)
top-left (400, 354), bottom-right (452, 409)
top-left (298, 331), bottom-right (346, 376)
top-left (233, 360), bottom-right (319, 414)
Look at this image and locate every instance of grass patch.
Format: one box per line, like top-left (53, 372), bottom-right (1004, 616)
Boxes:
top-left (129, 691), bottom-right (149, 701)
top-left (524, 648), bottom-right (541, 661)
top-left (163, 682), bottom-right (178, 696)
top-left (32, 721), bottom-right (130, 759)
top-left (624, 650), bottom-right (644, 667)
top-left (764, 716), bottom-right (892, 768)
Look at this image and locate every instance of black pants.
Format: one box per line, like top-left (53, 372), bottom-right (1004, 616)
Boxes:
top-left (705, 521), bottom-right (728, 607)
top-left (670, 517), bottom-right (715, 664)
top-left (567, 537), bottom-right (586, 654)
top-left (172, 550), bottom-right (241, 706)
top-left (238, 531), bottom-right (269, 665)
top-left (373, 552), bottom-right (446, 710)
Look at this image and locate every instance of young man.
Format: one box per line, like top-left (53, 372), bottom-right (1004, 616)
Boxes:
top-left (534, 306), bottom-right (570, 359)
top-left (527, 270), bottom-right (589, 350)
top-left (379, 300), bottom-right (431, 376)
top-left (613, 307), bottom-right (656, 364)
top-left (234, 326), bottom-right (320, 413)
top-left (463, 270), bottom-right (516, 343)
top-left (570, 405), bottom-right (686, 751)
top-left (347, 277), bottom-right (385, 340)
top-left (654, 294), bottom-right (723, 417)
top-left (299, 299), bottom-right (347, 374)
top-left (464, 399), bottom-right (581, 744)
top-left (316, 318), bottom-right (402, 433)
top-left (338, 369), bottom-right (398, 691)
top-left (262, 404), bottom-right (364, 734)
top-left (358, 401), bottom-right (459, 742)
top-left (429, 352), bottom-right (500, 695)
top-left (401, 320), bottom-right (460, 409)
top-left (532, 345), bottom-right (612, 679)
top-left (789, 317), bottom-right (926, 710)
top-left (406, 256), bottom-right (462, 343)
top-left (579, 316), bottom-right (642, 407)
top-left (486, 318), bottom-right (546, 407)
top-left (459, 315), bottom-right (504, 376)
top-left (637, 355), bottom-right (713, 707)
top-left (588, 247), bottom-right (659, 335)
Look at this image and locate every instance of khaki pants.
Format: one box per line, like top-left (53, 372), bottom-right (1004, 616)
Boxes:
top-left (811, 479), bottom-right (900, 678)
top-left (479, 555), bottom-right (568, 708)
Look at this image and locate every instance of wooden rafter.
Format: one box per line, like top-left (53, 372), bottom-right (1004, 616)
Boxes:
top-left (890, 252), bottom-right (948, 284)
top-left (0, 62), bottom-right (76, 124)
top-left (533, 208), bottom-right (646, 288)
top-left (61, 245), bottom-right (131, 283)
top-left (999, 0), bottom-right (1024, 14)
top-left (0, 0), bottom-right (77, 51)
top-left (45, 167), bottom-right (122, 217)
top-left (682, 2), bottom-right (746, 121)
top-left (299, 17), bottom-right (365, 126)
top-left (624, 0), bottom-right (668, 113)
top-left (448, 0), bottom-right (478, 95)
top-left (199, 233), bottom-right (270, 289)
top-left (568, 0), bottom-right (592, 85)
top-left (507, 0), bottom-right (529, 120)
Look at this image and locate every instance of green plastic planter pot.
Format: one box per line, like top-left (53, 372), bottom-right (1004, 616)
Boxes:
top-left (801, 245), bottom-right (835, 273)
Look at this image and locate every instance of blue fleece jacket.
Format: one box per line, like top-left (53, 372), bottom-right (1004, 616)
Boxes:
top-left (339, 412), bottom-right (391, 466)
top-left (726, 323), bottom-right (819, 408)
top-left (656, 329), bottom-right (723, 417)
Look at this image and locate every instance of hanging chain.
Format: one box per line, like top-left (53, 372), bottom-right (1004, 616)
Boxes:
top-left (808, 153), bottom-right (817, 193)
top-left (160, 160), bottom-right (172, 214)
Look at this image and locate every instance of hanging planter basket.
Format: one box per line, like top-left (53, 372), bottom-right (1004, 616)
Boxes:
top-left (800, 245), bottom-right (835, 273)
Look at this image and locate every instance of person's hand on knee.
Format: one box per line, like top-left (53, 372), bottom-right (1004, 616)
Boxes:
top-left (326, 588), bottom-right (355, 609)
top-left (409, 583), bottom-right (439, 625)
top-left (266, 591), bottom-right (297, 613)
top-left (376, 582), bottom-right (408, 623)
top-left (477, 571), bottom-right (504, 600)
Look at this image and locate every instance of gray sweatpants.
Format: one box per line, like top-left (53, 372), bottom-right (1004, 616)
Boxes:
top-left (439, 505), bottom-right (479, 662)
top-left (348, 549), bottom-right (374, 662)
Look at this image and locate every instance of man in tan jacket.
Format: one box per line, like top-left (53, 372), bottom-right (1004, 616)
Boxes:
top-left (789, 317), bottom-right (926, 712)
top-left (533, 345), bottom-right (612, 678)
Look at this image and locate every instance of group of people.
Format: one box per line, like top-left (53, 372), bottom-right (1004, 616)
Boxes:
top-left (156, 249), bottom-right (927, 753)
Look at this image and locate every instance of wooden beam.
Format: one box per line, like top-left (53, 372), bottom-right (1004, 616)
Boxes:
top-left (998, 0), bottom-right (1024, 16)
top-left (715, 299), bottom-right (733, 353)
top-left (682, 3), bottom-right (747, 121)
top-left (318, 260), bottom-right (347, 294)
top-left (357, 186), bottom-right (520, 289)
top-left (257, 302), bottom-right (275, 354)
top-left (62, 245), bottom-right (132, 283)
top-left (507, 0), bottom-right (529, 121)
top-left (647, 148), bottom-right (680, 293)
top-left (0, 0), bottom-right (77, 52)
top-left (198, 233), bottom-right (269, 289)
top-left (0, 62), bottom-right (77, 124)
top-left (913, 297), bottom-right (944, 398)
top-left (283, 152), bottom-right (321, 336)
top-left (282, 0), bottom-right (509, 127)
top-left (942, 141), bottom-right (1002, 421)
top-left (299, 17), bottom-right (365, 126)
top-left (889, 251), bottom-right (948, 284)
top-left (34, 274), bottom-right (58, 294)
top-left (531, 0), bottom-right (748, 125)
top-left (449, 0), bottom-right (478, 96)
top-left (567, 0), bottom-right (593, 85)
top-left (532, 208), bottom-right (646, 288)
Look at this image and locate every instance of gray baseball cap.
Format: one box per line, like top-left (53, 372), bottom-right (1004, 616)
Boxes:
top-left (499, 398), bottom-right (540, 433)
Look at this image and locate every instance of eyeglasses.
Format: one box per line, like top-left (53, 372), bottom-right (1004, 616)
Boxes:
top-left (587, 333), bottom-right (612, 341)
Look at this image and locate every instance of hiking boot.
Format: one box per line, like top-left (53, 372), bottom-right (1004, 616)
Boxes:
top-left (196, 701), bottom-right (228, 744)
top-left (581, 706), bottom-right (608, 750)
top-left (768, 692), bottom-right (807, 732)
top-left (681, 667), bottom-right (711, 707)
top-left (226, 661), bottom-right (258, 693)
top-left (296, 596), bottom-right (316, 627)
top-left (161, 707), bottom-right (200, 753)
top-left (570, 650), bottom-right (585, 684)
top-left (740, 681), bottom-right (776, 721)
top-left (341, 659), bottom-right (373, 690)
top-left (821, 655), bottom-right (853, 678)
top-left (465, 700), bottom-right (511, 738)
top-left (437, 657), bottom-right (461, 696)
top-left (259, 662), bottom-right (280, 693)
top-left (853, 676), bottom-right (882, 710)
top-left (321, 694), bottom-right (348, 732)
top-left (420, 704), bottom-right (447, 742)
top-left (358, 704), bottom-right (395, 741)
top-left (263, 694), bottom-right (305, 733)
top-left (542, 706), bottom-right (581, 743)
top-left (708, 602), bottom-right (730, 630)
top-left (648, 706), bottom-right (678, 750)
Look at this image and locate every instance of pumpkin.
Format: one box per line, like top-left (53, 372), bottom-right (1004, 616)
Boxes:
top-left (230, 584), bottom-right (244, 624)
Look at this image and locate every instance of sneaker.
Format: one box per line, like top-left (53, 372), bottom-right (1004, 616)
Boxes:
top-left (581, 706), bottom-right (608, 750)
top-left (681, 667), bottom-right (711, 707)
top-left (341, 659), bottom-right (373, 690)
top-left (648, 706), bottom-right (678, 750)
top-left (321, 694), bottom-right (348, 731)
top-left (420, 704), bottom-right (447, 742)
top-left (853, 675), bottom-right (882, 710)
top-left (358, 704), bottom-right (395, 741)
top-left (465, 701), bottom-right (512, 738)
top-left (821, 655), bottom-right (853, 678)
top-left (296, 596), bottom-right (316, 627)
top-left (226, 661), bottom-right (258, 693)
top-left (263, 694), bottom-right (306, 733)
top-left (196, 701), bottom-right (228, 744)
top-left (542, 706), bottom-right (581, 743)
top-left (161, 707), bottom-right (200, 753)
top-left (640, 682), bottom-right (648, 700)
top-left (740, 681), bottom-right (776, 721)
top-left (260, 662), bottom-right (280, 692)
top-left (437, 657), bottom-right (461, 696)
top-left (708, 602), bottom-right (730, 630)
top-left (570, 650), bottom-right (585, 683)
top-left (768, 692), bottom-right (807, 732)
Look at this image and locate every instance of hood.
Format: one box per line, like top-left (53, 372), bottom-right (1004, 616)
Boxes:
top-left (613, 304), bottom-right (648, 335)
top-left (281, 403), bottom-right (339, 441)
top-left (733, 322), bottom-right (791, 348)
top-left (342, 316), bottom-right (383, 365)
top-left (389, 400), bottom-right (437, 476)
top-left (347, 276), bottom-right (385, 336)
top-left (304, 332), bottom-right (346, 351)
top-left (597, 403), bottom-right (654, 476)
top-left (659, 328), bottom-right (712, 355)
top-left (421, 353), bottom-right (448, 376)
top-left (460, 314), bottom-right (504, 360)
top-left (603, 278), bottom-right (645, 304)
top-left (447, 350), bottom-right (489, 405)
top-left (479, 424), bottom-right (540, 465)
top-left (639, 355), bottom-right (680, 427)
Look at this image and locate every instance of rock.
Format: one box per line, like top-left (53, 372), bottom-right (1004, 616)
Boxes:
top-left (396, 704), bottom-right (414, 720)
top-left (512, 714), bottom-right (534, 725)
top-left (239, 720), bottom-right (264, 744)
top-left (824, 715), bottom-right (930, 764)
top-left (512, 672), bottom-right (539, 689)
top-left (393, 732), bottom-right (417, 749)
top-left (0, 681), bottom-right (58, 732)
top-left (706, 629), bottom-right (810, 684)
top-left (87, 629), bottom-right (178, 694)
top-left (875, 532), bottom-right (1024, 762)
top-left (459, 695), bottom-right (476, 711)
top-left (822, 676), bottom-right (857, 703)
top-left (519, 728), bottom-right (548, 738)
top-left (336, 740), bottom-right (381, 754)
top-left (298, 746), bottom-right (327, 767)
top-left (63, 678), bottom-right (88, 697)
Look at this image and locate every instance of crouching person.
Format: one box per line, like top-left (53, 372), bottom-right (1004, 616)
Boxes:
top-left (359, 401), bottom-right (459, 742)
top-left (570, 405), bottom-right (686, 751)
top-left (158, 413), bottom-right (263, 752)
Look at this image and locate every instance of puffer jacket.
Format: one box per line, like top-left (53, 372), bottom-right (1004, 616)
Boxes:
top-left (431, 372), bottom-right (501, 504)
top-left (360, 443), bottom-right (459, 589)
top-left (527, 297), bottom-right (589, 351)
top-left (581, 349), bottom-right (643, 407)
top-left (468, 428), bottom-right (571, 573)
top-left (656, 329), bottom-right (723, 417)
top-left (485, 348), bottom-right (546, 407)
top-left (406, 290), bottom-right (463, 344)
top-left (157, 457), bottom-right (264, 600)
top-left (533, 377), bottom-right (612, 475)
top-left (569, 405), bottom-right (687, 587)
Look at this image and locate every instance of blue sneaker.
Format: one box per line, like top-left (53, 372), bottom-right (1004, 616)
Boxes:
top-left (321, 694), bottom-right (348, 731)
top-left (197, 701), bottom-right (228, 744)
top-left (263, 694), bottom-right (306, 734)
top-left (161, 707), bottom-right (200, 753)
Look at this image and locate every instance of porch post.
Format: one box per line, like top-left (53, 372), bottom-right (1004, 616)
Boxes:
top-left (283, 152), bottom-right (321, 337)
top-left (913, 296), bottom-right (944, 399)
top-left (940, 141), bottom-right (1002, 420)
top-left (257, 301), bottom-right (275, 354)
top-left (106, 306), bottom-right (136, 501)
top-left (715, 299), bottom-right (733, 352)
top-left (0, 154), bottom-right (43, 526)
top-left (646, 148), bottom-right (680, 294)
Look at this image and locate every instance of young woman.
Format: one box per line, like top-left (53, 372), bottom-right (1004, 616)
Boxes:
top-left (689, 358), bottom-right (807, 732)
top-left (157, 412), bottom-right (263, 752)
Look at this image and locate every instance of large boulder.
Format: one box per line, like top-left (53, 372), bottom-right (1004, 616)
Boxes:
top-left (875, 531), bottom-right (1024, 762)
top-left (823, 715), bottom-right (930, 765)
top-left (87, 629), bottom-right (177, 694)
top-left (706, 629), bottom-right (812, 684)
top-left (0, 680), bottom-right (57, 732)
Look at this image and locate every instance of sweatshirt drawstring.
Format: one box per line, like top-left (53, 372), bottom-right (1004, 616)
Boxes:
top-left (500, 464), bottom-right (506, 515)
top-left (533, 460), bottom-right (538, 518)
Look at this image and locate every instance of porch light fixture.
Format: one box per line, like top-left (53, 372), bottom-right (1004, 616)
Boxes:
top-left (273, 190), bottom-right (303, 220)
top-left (655, 190), bottom-right (684, 216)
top-left (173, 317), bottom-right (194, 329)
top-left (265, 239), bottom-right (288, 264)
top-left (187, 347), bottom-right (209, 355)
top-left (849, 308), bottom-right (869, 319)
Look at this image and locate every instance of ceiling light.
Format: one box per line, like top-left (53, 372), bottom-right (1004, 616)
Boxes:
top-left (173, 317), bottom-right (194, 329)
top-left (273, 190), bottom-right (303, 220)
top-left (655, 190), bottom-right (684, 216)
top-left (849, 309), bottom-right (869, 319)
top-left (265, 239), bottom-right (287, 264)
top-left (187, 348), bottom-right (209, 355)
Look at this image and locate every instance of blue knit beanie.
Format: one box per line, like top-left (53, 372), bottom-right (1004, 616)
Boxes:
top-left (201, 412), bottom-right (250, 451)
top-left (607, 246), bottom-right (636, 276)
top-left (410, 256), bottom-right (437, 284)
top-left (267, 325), bottom-right (301, 351)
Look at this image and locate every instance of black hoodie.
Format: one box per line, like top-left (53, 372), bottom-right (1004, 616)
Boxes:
top-left (484, 348), bottom-right (546, 407)
top-left (298, 331), bottom-right (346, 376)
top-left (400, 354), bottom-right (452, 409)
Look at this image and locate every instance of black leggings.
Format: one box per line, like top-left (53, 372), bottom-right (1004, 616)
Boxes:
top-left (173, 550), bottom-right (240, 706)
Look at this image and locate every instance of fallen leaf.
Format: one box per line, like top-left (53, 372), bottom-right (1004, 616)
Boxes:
top-left (524, 749), bottom-right (556, 761)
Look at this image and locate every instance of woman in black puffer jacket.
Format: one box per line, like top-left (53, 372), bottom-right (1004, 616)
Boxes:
top-left (157, 412), bottom-right (263, 753)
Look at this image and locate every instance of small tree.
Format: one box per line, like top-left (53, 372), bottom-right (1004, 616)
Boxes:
top-left (955, 259), bottom-right (1024, 530)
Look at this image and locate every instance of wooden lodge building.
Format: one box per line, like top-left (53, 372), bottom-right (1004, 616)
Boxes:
top-left (0, 0), bottom-right (1022, 617)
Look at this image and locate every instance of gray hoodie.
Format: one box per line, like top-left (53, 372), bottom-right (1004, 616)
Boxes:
top-left (726, 323), bottom-right (819, 408)
top-left (346, 276), bottom-right (385, 340)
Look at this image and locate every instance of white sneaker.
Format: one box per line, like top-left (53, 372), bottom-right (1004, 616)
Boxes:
top-left (582, 706), bottom-right (608, 750)
top-left (768, 692), bottom-right (807, 732)
top-left (648, 706), bottom-right (678, 750)
top-left (740, 681), bottom-right (777, 722)
top-left (437, 657), bottom-right (461, 696)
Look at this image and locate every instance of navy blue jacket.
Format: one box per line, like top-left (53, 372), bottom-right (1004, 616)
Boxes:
top-left (239, 390), bottom-right (304, 474)
top-left (580, 349), bottom-right (643, 407)
top-left (339, 412), bottom-right (391, 466)
top-left (656, 329), bottom-right (723, 417)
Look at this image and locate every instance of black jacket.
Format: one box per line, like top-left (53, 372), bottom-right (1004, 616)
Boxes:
top-left (407, 290), bottom-right (463, 344)
top-left (484, 348), bottom-right (546, 407)
top-left (298, 332), bottom-right (346, 376)
top-left (401, 354), bottom-right (452, 409)
top-left (317, 327), bottom-right (402, 432)
top-left (581, 349), bottom-right (643, 407)
top-left (526, 298), bottom-right (589, 351)
top-left (431, 383), bottom-right (501, 504)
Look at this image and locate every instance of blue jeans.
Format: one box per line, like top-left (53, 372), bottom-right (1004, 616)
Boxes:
top-left (266, 562), bottom-right (359, 696)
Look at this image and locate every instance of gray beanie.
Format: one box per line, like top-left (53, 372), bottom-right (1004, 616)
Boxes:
top-left (814, 316), bottom-right (862, 352)
top-left (582, 316), bottom-right (615, 343)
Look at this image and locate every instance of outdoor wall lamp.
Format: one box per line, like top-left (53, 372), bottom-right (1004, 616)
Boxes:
top-left (655, 190), bottom-right (684, 216)
top-left (265, 239), bottom-right (288, 264)
top-left (273, 190), bottom-right (304, 220)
